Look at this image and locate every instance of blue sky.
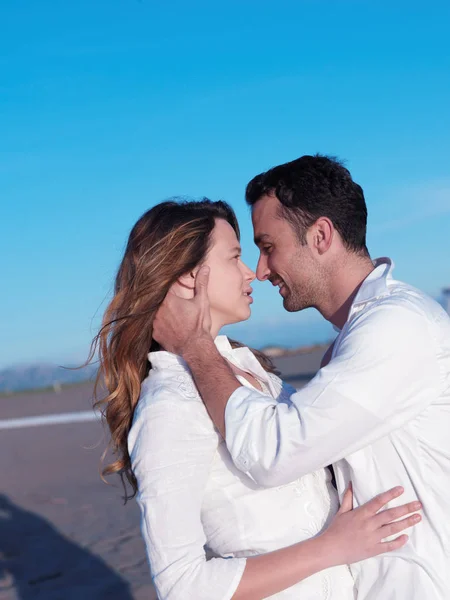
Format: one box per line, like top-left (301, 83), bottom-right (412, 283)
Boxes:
top-left (1, 0), bottom-right (450, 368)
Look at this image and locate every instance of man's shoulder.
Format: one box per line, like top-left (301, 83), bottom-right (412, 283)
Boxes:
top-left (385, 278), bottom-right (449, 325)
top-left (346, 279), bottom-right (448, 350)
top-left (348, 282), bottom-right (428, 333)
top-left (364, 277), bottom-right (441, 320)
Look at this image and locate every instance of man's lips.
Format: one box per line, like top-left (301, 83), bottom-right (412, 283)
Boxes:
top-left (269, 277), bottom-right (284, 287)
top-left (270, 279), bottom-right (286, 292)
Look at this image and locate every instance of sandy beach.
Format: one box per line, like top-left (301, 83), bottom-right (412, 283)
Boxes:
top-left (0, 348), bottom-right (323, 600)
top-left (0, 381), bottom-right (156, 600)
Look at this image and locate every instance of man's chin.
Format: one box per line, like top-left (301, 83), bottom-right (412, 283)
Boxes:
top-left (281, 290), bottom-right (294, 312)
top-left (283, 299), bottom-right (298, 312)
top-left (282, 295), bottom-right (306, 312)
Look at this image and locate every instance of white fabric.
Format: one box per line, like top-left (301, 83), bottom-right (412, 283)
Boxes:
top-left (129, 336), bottom-right (355, 600)
top-left (225, 258), bottom-right (450, 599)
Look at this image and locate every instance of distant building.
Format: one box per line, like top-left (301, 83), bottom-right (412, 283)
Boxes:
top-left (443, 288), bottom-right (450, 315)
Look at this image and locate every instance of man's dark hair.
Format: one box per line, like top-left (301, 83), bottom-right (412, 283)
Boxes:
top-left (245, 154), bottom-right (369, 256)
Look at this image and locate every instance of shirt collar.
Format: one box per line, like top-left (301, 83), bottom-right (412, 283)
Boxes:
top-left (214, 335), bottom-right (234, 353)
top-left (148, 335), bottom-right (277, 396)
top-left (352, 257), bottom-right (394, 307)
top-left (332, 257), bottom-right (394, 333)
top-left (148, 335), bottom-right (234, 371)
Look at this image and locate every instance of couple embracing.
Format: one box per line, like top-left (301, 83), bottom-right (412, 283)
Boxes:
top-left (93, 155), bottom-right (450, 599)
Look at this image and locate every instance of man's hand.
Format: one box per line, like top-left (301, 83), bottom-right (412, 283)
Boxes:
top-left (152, 265), bottom-right (213, 356)
top-left (153, 264), bottom-right (241, 436)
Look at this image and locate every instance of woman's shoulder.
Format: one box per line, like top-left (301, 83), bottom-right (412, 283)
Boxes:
top-left (141, 367), bottom-right (201, 404)
top-left (132, 367), bottom-right (214, 433)
top-left (128, 369), bottom-right (220, 470)
top-left (143, 351), bottom-right (201, 401)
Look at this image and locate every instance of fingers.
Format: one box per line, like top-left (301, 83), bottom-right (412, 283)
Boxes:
top-left (338, 482), bottom-right (353, 514)
top-left (194, 265), bottom-right (210, 300)
top-left (378, 534), bottom-right (409, 553)
top-left (363, 486), bottom-right (404, 515)
top-left (376, 500), bottom-right (422, 526)
top-left (166, 286), bottom-right (182, 298)
top-left (381, 513), bottom-right (422, 538)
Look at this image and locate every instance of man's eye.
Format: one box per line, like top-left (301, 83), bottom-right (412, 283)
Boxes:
top-left (262, 246), bottom-right (272, 254)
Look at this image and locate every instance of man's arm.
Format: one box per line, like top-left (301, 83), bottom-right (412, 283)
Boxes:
top-left (153, 268), bottom-right (439, 488)
top-left (152, 266), bottom-right (252, 438)
top-left (223, 302), bottom-right (440, 486)
top-left (183, 335), bottom-right (242, 437)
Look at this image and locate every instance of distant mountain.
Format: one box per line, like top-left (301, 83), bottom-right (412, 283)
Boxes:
top-left (0, 363), bottom-right (98, 394)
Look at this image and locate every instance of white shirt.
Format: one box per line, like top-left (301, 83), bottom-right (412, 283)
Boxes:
top-left (225, 258), bottom-right (450, 600)
top-left (129, 336), bottom-right (355, 600)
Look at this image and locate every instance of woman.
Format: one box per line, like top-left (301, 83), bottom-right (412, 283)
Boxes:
top-left (91, 199), bottom-right (421, 599)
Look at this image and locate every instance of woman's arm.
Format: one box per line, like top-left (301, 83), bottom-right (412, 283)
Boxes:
top-left (130, 390), bottom-right (421, 600)
top-left (129, 394), bottom-right (246, 600)
top-left (233, 485), bottom-right (420, 600)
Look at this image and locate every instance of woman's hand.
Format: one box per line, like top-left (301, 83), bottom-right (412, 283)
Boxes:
top-left (320, 485), bottom-right (422, 566)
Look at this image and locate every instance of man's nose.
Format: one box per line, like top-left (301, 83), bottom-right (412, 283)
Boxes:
top-left (256, 256), bottom-right (270, 281)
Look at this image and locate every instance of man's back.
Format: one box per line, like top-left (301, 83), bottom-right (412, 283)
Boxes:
top-left (334, 278), bottom-right (450, 599)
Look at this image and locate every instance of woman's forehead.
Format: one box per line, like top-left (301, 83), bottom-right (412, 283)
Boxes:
top-left (211, 218), bottom-right (239, 246)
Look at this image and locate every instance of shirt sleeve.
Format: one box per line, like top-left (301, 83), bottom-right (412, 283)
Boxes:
top-left (225, 301), bottom-right (441, 487)
top-left (129, 389), bottom-right (246, 600)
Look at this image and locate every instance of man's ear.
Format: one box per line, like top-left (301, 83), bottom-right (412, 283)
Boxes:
top-left (310, 217), bottom-right (334, 255)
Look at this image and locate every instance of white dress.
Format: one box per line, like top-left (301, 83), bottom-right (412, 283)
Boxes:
top-left (128, 336), bottom-right (355, 600)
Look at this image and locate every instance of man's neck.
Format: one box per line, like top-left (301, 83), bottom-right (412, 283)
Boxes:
top-left (319, 257), bottom-right (375, 330)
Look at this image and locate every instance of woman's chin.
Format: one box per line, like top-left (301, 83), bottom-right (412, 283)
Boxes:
top-left (237, 306), bottom-right (252, 322)
top-left (223, 307), bottom-right (252, 326)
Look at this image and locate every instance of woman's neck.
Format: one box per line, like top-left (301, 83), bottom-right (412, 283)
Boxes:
top-left (210, 316), bottom-right (225, 340)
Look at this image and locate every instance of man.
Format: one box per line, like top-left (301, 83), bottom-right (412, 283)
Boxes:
top-left (153, 155), bottom-right (450, 599)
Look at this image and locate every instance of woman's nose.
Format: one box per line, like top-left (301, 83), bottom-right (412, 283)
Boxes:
top-left (246, 266), bottom-right (256, 282)
top-left (241, 259), bottom-right (256, 282)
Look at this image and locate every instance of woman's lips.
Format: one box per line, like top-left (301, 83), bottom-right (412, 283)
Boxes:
top-left (243, 289), bottom-right (253, 303)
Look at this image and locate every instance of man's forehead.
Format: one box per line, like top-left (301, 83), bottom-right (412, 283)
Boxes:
top-left (252, 193), bottom-right (279, 216)
top-left (252, 195), bottom-right (282, 239)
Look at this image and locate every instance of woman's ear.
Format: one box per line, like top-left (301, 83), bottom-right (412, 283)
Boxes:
top-left (171, 270), bottom-right (197, 299)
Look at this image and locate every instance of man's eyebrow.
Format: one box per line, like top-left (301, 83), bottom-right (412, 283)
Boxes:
top-left (254, 233), bottom-right (270, 245)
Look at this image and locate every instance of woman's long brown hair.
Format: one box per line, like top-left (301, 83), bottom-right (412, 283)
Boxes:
top-left (88, 199), bottom-right (277, 500)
